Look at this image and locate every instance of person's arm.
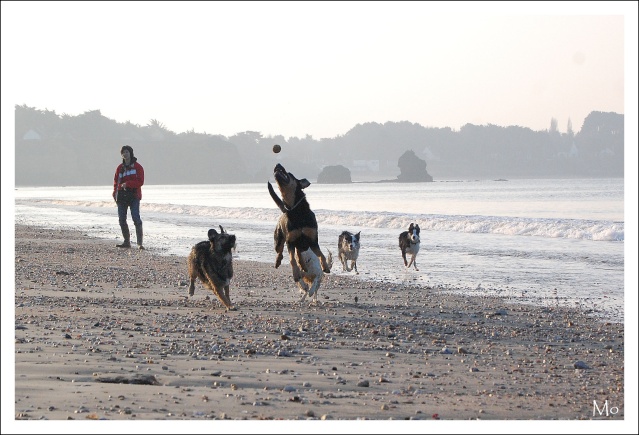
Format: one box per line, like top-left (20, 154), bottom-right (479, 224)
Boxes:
top-left (113, 165), bottom-right (122, 194)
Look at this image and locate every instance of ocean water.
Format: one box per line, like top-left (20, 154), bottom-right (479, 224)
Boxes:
top-left (13, 178), bottom-right (625, 322)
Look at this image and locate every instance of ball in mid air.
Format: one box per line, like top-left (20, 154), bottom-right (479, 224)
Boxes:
top-left (272, 144), bottom-right (281, 153)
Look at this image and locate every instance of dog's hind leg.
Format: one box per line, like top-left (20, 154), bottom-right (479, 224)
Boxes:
top-left (274, 228), bottom-right (285, 269)
top-left (401, 251), bottom-right (408, 267)
top-left (310, 246), bottom-right (331, 274)
top-left (222, 285), bottom-right (237, 311)
top-left (286, 243), bottom-right (303, 282)
top-left (187, 255), bottom-right (197, 296)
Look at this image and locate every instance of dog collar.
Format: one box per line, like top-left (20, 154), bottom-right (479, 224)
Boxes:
top-left (285, 194), bottom-right (306, 212)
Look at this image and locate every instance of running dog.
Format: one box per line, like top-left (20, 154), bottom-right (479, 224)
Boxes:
top-left (338, 230), bottom-right (360, 274)
top-left (187, 226), bottom-right (237, 310)
top-left (268, 163), bottom-right (331, 283)
top-left (399, 223), bottom-right (420, 270)
top-left (297, 249), bottom-right (333, 305)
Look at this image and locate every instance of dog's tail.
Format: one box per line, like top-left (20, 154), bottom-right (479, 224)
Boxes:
top-left (326, 250), bottom-right (333, 272)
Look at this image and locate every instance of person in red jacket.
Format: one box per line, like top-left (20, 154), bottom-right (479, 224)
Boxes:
top-left (113, 145), bottom-right (145, 249)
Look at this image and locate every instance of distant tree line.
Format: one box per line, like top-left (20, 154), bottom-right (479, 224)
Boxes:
top-left (14, 105), bottom-right (623, 186)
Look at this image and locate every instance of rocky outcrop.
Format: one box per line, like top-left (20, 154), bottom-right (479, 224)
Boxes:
top-left (396, 150), bottom-right (433, 182)
top-left (317, 165), bottom-right (353, 184)
top-left (317, 165), bottom-right (352, 184)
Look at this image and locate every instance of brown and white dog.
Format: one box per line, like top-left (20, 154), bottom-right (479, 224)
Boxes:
top-left (399, 223), bottom-right (420, 271)
top-left (187, 226), bottom-right (237, 310)
top-left (268, 163), bottom-right (331, 283)
top-left (338, 230), bottom-right (360, 274)
top-left (296, 249), bottom-right (333, 305)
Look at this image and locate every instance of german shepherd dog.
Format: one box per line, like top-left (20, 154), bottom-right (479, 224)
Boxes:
top-left (187, 226), bottom-right (237, 310)
top-left (399, 223), bottom-right (420, 271)
top-left (338, 230), bottom-right (360, 274)
top-left (268, 163), bottom-right (331, 283)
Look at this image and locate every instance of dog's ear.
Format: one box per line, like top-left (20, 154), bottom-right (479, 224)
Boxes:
top-left (355, 231), bottom-right (361, 239)
top-left (219, 225), bottom-right (226, 234)
top-left (298, 178), bottom-right (311, 189)
top-left (208, 228), bottom-right (219, 240)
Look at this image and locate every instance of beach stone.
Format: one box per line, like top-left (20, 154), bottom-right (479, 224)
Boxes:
top-left (573, 360), bottom-right (590, 369)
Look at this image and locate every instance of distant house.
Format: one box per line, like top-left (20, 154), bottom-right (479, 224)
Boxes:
top-left (422, 146), bottom-right (438, 161)
top-left (558, 142), bottom-right (579, 160)
top-left (23, 129), bottom-right (41, 141)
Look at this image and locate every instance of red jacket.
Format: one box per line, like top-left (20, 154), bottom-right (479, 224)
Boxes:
top-left (113, 161), bottom-right (144, 200)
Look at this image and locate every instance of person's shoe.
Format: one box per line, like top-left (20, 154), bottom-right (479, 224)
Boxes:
top-left (116, 241), bottom-right (131, 248)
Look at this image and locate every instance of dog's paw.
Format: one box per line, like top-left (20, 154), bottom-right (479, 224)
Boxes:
top-left (226, 306), bottom-right (237, 312)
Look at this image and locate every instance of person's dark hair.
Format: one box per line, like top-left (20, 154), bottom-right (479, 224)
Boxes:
top-left (120, 145), bottom-right (137, 164)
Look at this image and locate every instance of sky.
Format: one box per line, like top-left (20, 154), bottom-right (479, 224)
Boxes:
top-left (1, 2), bottom-right (636, 139)
top-left (2, 2), bottom-right (638, 433)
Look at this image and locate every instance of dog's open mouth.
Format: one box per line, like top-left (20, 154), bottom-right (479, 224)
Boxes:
top-left (273, 163), bottom-right (289, 185)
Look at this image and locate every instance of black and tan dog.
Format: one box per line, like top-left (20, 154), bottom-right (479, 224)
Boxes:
top-left (187, 226), bottom-right (237, 310)
top-left (268, 163), bottom-right (331, 283)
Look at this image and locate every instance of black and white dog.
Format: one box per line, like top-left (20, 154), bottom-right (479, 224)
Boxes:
top-left (398, 223), bottom-right (420, 270)
top-left (338, 231), bottom-right (360, 274)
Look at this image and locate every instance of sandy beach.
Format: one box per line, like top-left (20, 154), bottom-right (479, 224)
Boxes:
top-left (6, 224), bottom-right (631, 432)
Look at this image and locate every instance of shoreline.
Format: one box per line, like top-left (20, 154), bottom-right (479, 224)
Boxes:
top-left (6, 224), bottom-right (629, 428)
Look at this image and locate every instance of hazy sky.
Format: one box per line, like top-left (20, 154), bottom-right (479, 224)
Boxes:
top-left (1, 2), bottom-right (636, 140)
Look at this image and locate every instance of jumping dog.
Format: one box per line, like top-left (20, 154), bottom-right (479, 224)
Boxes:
top-left (268, 163), bottom-right (331, 283)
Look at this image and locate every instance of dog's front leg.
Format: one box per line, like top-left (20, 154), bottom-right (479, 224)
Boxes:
top-left (352, 260), bottom-right (358, 274)
top-left (342, 255), bottom-right (352, 272)
top-left (407, 255), bottom-right (419, 271)
top-left (213, 284), bottom-right (235, 311)
top-left (401, 251), bottom-right (408, 267)
top-left (340, 254), bottom-right (348, 272)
